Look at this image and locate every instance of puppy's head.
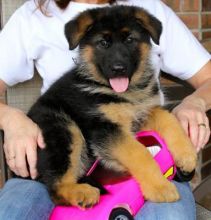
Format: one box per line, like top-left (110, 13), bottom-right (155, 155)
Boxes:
top-left (65, 6), bottom-right (162, 93)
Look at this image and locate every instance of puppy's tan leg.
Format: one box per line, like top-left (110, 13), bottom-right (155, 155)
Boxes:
top-left (111, 133), bottom-right (179, 202)
top-left (143, 107), bottom-right (197, 173)
top-left (53, 123), bottom-right (100, 208)
top-left (54, 173), bottom-right (100, 208)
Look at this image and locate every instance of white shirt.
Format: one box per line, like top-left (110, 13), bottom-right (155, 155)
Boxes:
top-left (0, 0), bottom-right (210, 94)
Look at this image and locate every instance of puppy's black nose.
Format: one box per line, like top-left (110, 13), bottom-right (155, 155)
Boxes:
top-left (111, 63), bottom-right (126, 74)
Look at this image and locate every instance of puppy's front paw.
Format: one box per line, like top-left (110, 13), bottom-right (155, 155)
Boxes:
top-left (142, 179), bottom-right (180, 203)
top-left (57, 183), bottom-right (100, 208)
top-left (174, 146), bottom-right (197, 173)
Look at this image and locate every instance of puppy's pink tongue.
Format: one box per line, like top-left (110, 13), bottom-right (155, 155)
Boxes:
top-left (109, 77), bottom-right (129, 93)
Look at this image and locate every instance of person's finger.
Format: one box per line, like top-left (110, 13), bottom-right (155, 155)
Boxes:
top-left (37, 130), bottom-right (45, 149)
top-left (188, 119), bottom-right (198, 148)
top-left (15, 145), bottom-right (29, 177)
top-left (5, 152), bottom-right (18, 175)
top-left (3, 142), bottom-right (19, 174)
top-left (26, 143), bottom-right (38, 179)
top-left (3, 143), bottom-right (9, 157)
top-left (200, 116), bottom-right (210, 149)
top-left (195, 112), bottom-right (207, 151)
top-left (177, 117), bottom-right (189, 136)
top-left (7, 157), bottom-right (18, 175)
top-left (197, 123), bottom-right (207, 152)
top-left (3, 141), bottom-right (15, 160)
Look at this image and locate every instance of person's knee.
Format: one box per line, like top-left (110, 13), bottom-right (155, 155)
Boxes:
top-left (0, 178), bottom-right (54, 220)
top-left (135, 181), bottom-right (196, 220)
top-left (4, 178), bottom-right (47, 195)
top-left (136, 201), bottom-right (194, 220)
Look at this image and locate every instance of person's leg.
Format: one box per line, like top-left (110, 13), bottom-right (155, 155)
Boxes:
top-left (0, 179), bottom-right (195, 220)
top-left (0, 178), bottom-right (54, 220)
top-left (135, 181), bottom-right (196, 220)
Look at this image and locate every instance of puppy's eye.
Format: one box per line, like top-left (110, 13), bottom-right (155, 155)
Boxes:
top-left (125, 36), bottom-right (134, 44)
top-left (99, 39), bottom-right (109, 48)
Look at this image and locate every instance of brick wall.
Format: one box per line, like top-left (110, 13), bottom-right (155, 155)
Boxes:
top-left (162, 0), bottom-right (211, 52)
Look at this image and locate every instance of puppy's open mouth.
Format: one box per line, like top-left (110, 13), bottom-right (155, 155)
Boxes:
top-left (109, 77), bottom-right (129, 93)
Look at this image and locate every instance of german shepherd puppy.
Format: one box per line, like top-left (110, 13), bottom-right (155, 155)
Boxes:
top-left (28, 6), bottom-right (197, 208)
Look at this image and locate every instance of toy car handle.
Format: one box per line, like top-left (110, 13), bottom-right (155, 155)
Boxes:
top-left (136, 130), bottom-right (194, 182)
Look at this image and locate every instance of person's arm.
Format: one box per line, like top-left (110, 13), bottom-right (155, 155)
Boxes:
top-left (0, 3), bottom-right (46, 178)
top-left (0, 79), bottom-right (45, 179)
top-left (172, 61), bottom-right (211, 152)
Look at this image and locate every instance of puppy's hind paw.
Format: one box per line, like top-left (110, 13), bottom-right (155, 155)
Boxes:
top-left (143, 180), bottom-right (180, 203)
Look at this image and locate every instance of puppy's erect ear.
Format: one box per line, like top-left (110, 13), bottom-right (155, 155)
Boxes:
top-left (65, 11), bottom-right (93, 50)
top-left (135, 8), bottom-right (162, 45)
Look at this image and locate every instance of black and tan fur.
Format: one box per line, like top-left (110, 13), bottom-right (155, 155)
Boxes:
top-left (27, 6), bottom-right (197, 208)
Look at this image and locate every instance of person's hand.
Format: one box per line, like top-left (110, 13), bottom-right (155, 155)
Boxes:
top-left (2, 107), bottom-right (45, 179)
top-left (172, 96), bottom-right (210, 152)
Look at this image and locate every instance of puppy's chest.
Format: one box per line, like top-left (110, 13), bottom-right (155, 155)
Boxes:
top-left (98, 102), bottom-right (149, 129)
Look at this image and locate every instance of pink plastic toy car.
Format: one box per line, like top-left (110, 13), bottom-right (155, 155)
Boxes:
top-left (50, 131), bottom-right (177, 220)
